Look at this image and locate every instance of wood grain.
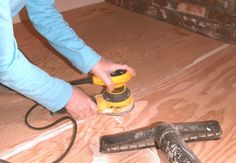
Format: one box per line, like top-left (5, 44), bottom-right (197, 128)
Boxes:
top-left (0, 2), bottom-right (232, 163)
top-left (115, 46), bottom-right (236, 163)
top-left (6, 115), bottom-right (160, 163)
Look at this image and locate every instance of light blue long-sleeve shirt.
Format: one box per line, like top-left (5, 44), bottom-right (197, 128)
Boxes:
top-left (0, 0), bottom-right (102, 111)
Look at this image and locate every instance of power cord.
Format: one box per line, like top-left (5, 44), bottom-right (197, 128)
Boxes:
top-left (24, 104), bottom-right (77, 163)
top-left (1, 78), bottom-right (94, 163)
top-left (0, 104), bottom-right (75, 163)
top-left (0, 159), bottom-right (10, 163)
top-left (23, 78), bottom-right (95, 162)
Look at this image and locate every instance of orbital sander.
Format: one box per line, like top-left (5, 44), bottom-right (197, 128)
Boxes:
top-left (70, 69), bottom-right (134, 115)
top-left (20, 70), bottom-right (134, 163)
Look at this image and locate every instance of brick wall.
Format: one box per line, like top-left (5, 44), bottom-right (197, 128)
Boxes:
top-left (106, 0), bottom-right (236, 43)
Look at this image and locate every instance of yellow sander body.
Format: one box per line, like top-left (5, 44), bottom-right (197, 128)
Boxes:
top-left (96, 86), bottom-right (134, 115)
top-left (93, 70), bottom-right (134, 115)
top-left (70, 69), bottom-right (134, 116)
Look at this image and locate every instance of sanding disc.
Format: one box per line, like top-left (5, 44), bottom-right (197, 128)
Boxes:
top-left (99, 102), bottom-right (135, 116)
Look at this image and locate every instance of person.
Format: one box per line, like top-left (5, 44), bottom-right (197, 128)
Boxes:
top-left (0, 0), bottom-right (135, 119)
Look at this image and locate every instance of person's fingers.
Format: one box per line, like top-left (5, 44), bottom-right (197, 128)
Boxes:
top-left (65, 86), bottom-right (99, 119)
top-left (75, 97), bottom-right (97, 118)
top-left (100, 73), bottom-right (114, 91)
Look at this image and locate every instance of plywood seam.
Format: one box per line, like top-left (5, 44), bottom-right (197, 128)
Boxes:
top-left (182, 44), bottom-right (230, 70)
top-left (0, 120), bottom-right (85, 160)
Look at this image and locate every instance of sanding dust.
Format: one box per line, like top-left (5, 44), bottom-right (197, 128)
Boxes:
top-left (88, 142), bottom-right (110, 163)
top-left (90, 147), bottom-right (110, 163)
top-left (183, 44), bottom-right (229, 70)
top-left (91, 155), bottom-right (110, 163)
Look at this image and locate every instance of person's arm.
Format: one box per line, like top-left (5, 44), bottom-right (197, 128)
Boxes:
top-left (0, 1), bottom-right (73, 112)
top-left (24, 0), bottom-right (135, 118)
top-left (25, 0), bottom-right (102, 74)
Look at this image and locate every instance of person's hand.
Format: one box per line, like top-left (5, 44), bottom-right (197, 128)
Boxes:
top-left (65, 58), bottom-right (135, 119)
top-left (90, 58), bottom-right (136, 91)
top-left (65, 86), bottom-right (97, 119)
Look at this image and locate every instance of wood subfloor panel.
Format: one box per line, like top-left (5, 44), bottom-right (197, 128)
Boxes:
top-left (7, 115), bottom-right (160, 163)
top-left (0, 2), bottom-right (231, 163)
top-left (115, 46), bottom-right (236, 163)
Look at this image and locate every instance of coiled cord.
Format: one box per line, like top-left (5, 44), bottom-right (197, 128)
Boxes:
top-left (2, 78), bottom-right (93, 162)
top-left (24, 104), bottom-right (77, 163)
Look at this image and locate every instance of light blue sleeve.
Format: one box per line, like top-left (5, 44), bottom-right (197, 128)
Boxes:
top-left (25, 0), bottom-right (102, 74)
top-left (0, 1), bottom-right (73, 112)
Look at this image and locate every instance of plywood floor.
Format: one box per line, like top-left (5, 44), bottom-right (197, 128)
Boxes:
top-left (0, 2), bottom-right (235, 163)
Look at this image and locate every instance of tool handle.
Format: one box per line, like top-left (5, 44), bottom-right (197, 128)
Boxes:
top-left (155, 123), bottom-right (201, 163)
top-left (69, 78), bottom-right (93, 85)
top-left (92, 70), bottom-right (132, 87)
top-left (173, 120), bottom-right (222, 142)
top-left (69, 70), bottom-right (132, 87)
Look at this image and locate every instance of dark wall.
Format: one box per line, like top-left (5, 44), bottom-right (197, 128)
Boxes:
top-left (106, 0), bottom-right (236, 43)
